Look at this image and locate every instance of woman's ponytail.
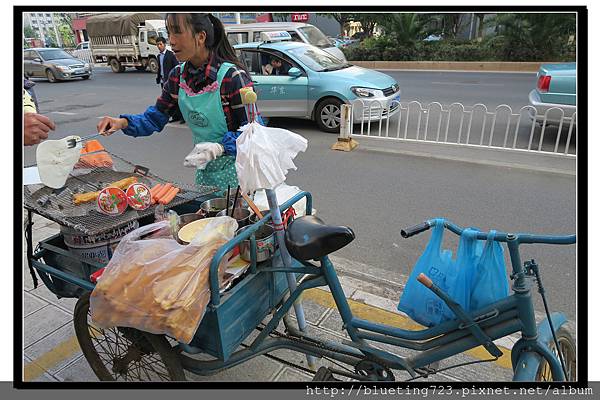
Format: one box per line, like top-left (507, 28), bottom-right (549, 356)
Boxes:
top-left (206, 14), bottom-right (247, 72)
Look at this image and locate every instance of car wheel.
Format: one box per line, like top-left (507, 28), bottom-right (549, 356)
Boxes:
top-left (148, 58), bottom-right (159, 74)
top-left (110, 59), bottom-right (125, 73)
top-left (46, 69), bottom-right (58, 83)
top-left (315, 98), bottom-right (343, 133)
top-left (81, 75), bottom-right (90, 80)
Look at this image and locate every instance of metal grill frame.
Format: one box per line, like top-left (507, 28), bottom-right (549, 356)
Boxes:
top-left (24, 151), bottom-right (219, 236)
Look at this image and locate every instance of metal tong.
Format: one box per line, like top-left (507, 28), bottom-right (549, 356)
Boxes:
top-left (66, 132), bottom-right (104, 148)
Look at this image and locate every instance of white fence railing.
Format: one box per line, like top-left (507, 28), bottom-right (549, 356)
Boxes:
top-left (351, 100), bottom-right (576, 157)
top-left (65, 48), bottom-right (94, 64)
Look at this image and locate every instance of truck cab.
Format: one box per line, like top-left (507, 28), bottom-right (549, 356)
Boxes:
top-left (138, 20), bottom-right (169, 59)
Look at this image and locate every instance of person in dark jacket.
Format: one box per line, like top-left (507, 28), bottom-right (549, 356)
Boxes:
top-left (155, 37), bottom-right (184, 123)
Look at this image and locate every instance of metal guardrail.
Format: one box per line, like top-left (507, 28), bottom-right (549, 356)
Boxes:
top-left (64, 48), bottom-right (94, 64)
top-left (350, 100), bottom-right (576, 157)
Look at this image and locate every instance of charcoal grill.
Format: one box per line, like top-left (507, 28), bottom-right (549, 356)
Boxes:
top-left (24, 150), bottom-right (218, 236)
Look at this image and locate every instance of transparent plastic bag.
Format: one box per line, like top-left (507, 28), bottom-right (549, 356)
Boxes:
top-left (89, 216), bottom-right (238, 344)
top-left (235, 121), bottom-right (308, 194)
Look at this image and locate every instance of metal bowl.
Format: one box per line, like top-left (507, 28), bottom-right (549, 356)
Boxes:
top-left (199, 198), bottom-right (230, 217)
top-left (216, 208), bottom-right (251, 228)
top-left (248, 210), bottom-right (272, 226)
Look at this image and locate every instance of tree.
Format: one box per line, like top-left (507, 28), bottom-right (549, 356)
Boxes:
top-left (350, 13), bottom-right (389, 37)
top-left (23, 26), bottom-right (38, 39)
top-left (317, 13), bottom-right (352, 35)
top-left (486, 13), bottom-right (576, 60)
top-left (379, 13), bottom-right (428, 46)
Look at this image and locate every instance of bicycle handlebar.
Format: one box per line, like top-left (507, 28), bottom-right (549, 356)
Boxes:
top-left (401, 219), bottom-right (576, 245)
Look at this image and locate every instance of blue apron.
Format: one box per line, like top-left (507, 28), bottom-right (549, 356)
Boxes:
top-left (178, 62), bottom-right (238, 193)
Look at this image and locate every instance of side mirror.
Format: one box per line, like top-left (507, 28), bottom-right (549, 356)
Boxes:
top-left (33, 57), bottom-right (42, 63)
top-left (288, 67), bottom-right (302, 78)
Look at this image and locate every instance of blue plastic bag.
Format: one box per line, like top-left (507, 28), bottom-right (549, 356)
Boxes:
top-left (398, 220), bottom-right (484, 327)
top-left (470, 230), bottom-right (510, 311)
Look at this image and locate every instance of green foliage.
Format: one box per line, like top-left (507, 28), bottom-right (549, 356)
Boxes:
top-left (343, 34), bottom-right (576, 62)
top-left (485, 13), bottom-right (576, 61)
top-left (23, 26), bottom-right (38, 39)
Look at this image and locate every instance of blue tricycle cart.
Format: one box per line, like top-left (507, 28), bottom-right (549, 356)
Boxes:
top-left (24, 160), bottom-right (576, 382)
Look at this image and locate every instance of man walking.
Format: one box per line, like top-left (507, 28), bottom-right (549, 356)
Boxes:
top-left (155, 37), bottom-right (183, 123)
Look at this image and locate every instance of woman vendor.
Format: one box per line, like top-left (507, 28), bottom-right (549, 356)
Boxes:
top-left (97, 13), bottom-right (259, 193)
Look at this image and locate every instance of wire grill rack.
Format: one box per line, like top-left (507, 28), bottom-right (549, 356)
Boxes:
top-left (24, 150), bottom-right (218, 235)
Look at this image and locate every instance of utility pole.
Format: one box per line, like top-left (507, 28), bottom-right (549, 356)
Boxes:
top-left (235, 12), bottom-right (241, 24)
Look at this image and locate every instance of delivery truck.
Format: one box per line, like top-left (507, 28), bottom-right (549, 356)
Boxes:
top-left (86, 13), bottom-right (168, 73)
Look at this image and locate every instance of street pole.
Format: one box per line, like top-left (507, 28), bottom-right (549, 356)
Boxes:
top-left (235, 12), bottom-right (241, 24)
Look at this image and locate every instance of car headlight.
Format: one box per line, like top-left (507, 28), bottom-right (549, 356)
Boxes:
top-left (351, 87), bottom-right (377, 98)
top-left (84, 63), bottom-right (90, 69)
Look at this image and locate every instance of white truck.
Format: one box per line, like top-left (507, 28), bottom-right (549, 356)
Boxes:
top-left (86, 13), bottom-right (168, 73)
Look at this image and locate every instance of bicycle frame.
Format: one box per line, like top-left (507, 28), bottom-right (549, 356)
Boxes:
top-left (26, 192), bottom-right (576, 381)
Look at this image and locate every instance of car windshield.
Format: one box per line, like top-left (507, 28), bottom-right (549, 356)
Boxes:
top-left (298, 26), bottom-right (333, 48)
top-left (287, 46), bottom-right (349, 72)
top-left (158, 28), bottom-right (168, 40)
top-left (38, 49), bottom-right (73, 61)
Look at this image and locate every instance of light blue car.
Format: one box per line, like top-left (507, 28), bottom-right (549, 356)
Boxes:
top-left (234, 37), bottom-right (400, 133)
top-left (528, 62), bottom-right (576, 126)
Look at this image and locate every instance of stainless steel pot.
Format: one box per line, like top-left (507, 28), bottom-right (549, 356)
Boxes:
top-left (217, 208), bottom-right (251, 228)
top-left (237, 224), bottom-right (275, 263)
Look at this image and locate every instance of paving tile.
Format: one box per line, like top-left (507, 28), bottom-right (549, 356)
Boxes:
top-left (319, 275), bottom-right (356, 298)
top-left (24, 323), bottom-right (82, 376)
top-left (54, 354), bottom-right (100, 382)
top-left (295, 297), bottom-right (330, 325)
top-left (185, 351), bottom-right (282, 382)
top-left (317, 309), bottom-right (350, 339)
top-left (23, 304), bottom-right (71, 348)
top-left (350, 290), bottom-right (403, 315)
top-left (24, 291), bottom-right (48, 317)
top-left (28, 284), bottom-right (79, 314)
top-left (274, 366), bottom-right (313, 382)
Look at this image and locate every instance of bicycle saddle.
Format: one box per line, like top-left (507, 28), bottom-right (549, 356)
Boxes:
top-left (285, 215), bottom-right (355, 261)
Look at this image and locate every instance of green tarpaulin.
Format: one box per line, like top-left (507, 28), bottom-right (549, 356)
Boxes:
top-left (86, 13), bottom-right (162, 37)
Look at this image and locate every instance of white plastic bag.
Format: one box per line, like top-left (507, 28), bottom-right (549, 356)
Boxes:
top-left (253, 184), bottom-right (316, 217)
top-left (235, 121), bottom-right (307, 194)
top-left (90, 217), bottom-right (238, 344)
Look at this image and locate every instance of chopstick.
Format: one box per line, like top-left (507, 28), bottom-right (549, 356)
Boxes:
top-left (241, 191), bottom-right (263, 219)
top-left (231, 186), bottom-right (240, 217)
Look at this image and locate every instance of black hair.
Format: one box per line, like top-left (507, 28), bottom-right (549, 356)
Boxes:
top-left (156, 37), bottom-right (167, 45)
top-left (165, 13), bottom-right (247, 72)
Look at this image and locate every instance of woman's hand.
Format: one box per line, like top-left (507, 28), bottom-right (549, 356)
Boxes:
top-left (97, 116), bottom-right (128, 136)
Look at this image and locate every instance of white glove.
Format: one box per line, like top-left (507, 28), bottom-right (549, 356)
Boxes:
top-left (183, 142), bottom-right (224, 170)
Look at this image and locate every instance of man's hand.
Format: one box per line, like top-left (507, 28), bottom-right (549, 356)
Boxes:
top-left (97, 116), bottom-right (128, 136)
top-left (24, 113), bottom-right (55, 146)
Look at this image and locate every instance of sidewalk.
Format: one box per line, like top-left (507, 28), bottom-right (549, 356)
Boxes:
top-left (23, 214), bottom-right (516, 382)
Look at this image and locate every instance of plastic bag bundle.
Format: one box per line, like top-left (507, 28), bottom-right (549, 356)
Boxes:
top-left (398, 219), bottom-right (509, 327)
top-left (90, 216), bottom-right (238, 344)
top-left (235, 121), bottom-right (308, 194)
top-left (470, 230), bottom-right (510, 310)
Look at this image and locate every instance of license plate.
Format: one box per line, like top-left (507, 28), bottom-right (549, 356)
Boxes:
top-left (73, 69), bottom-right (84, 74)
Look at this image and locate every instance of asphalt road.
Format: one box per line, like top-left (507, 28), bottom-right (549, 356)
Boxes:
top-left (23, 67), bottom-right (577, 321)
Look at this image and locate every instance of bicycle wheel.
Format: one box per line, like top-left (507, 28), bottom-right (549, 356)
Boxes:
top-left (535, 326), bottom-right (577, 381)
top-left (73, 292), bottom-right (186, 381)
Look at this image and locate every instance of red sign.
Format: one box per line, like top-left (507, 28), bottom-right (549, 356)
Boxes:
top-left (256, 13), bottom-right (272, 23)
top-left (291, 13), bottom-right (309, 22)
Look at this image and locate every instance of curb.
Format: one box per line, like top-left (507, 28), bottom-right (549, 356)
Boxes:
top-left (348, 61), bottom-right (560, 73)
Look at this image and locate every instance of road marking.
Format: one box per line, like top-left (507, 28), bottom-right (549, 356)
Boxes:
top-left (302, 288), bottom-right (513, 370)
top-left (51, 111), bottom-right (77, 115)
top-left (430, 81), bottom-right (505, 87)
top-left (23, 335), bottom-right (82, 381)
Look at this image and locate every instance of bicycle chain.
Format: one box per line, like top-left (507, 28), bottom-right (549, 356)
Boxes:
top-left (261, 325), bottom-right (402, 381)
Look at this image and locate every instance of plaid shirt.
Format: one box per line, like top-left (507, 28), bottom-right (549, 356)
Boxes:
top-left (156, 54), bottom-right (255, 131)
